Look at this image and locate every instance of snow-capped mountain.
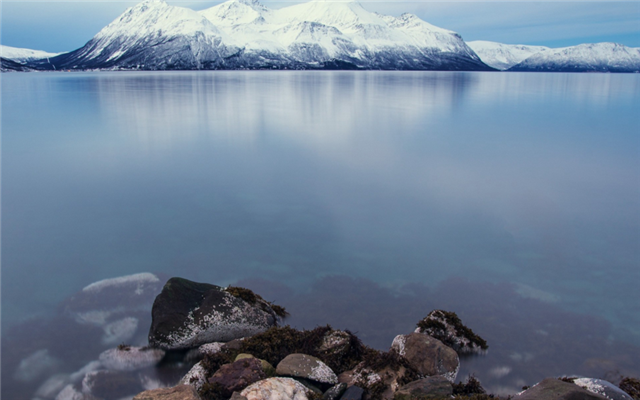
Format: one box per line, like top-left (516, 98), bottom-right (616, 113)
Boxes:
top-left (0, 45), bottom-right (61, 62)
top-left (33, 0), bottom-right (238, 70)
top-left (508, 42), bottom-right (640, 72)
top-left (467, 41), bottom-right (549, 70)
top-left (32, 0), bottom-right (493, 71)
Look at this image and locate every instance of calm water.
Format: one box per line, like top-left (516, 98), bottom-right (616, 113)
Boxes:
top-left (2, 71), bottom-right (640, 397)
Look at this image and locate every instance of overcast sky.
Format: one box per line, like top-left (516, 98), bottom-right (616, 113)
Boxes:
top-left (1, 0), bottom-right (639, 53)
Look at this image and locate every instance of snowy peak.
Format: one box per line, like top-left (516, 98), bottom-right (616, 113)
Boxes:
top-left (199, 0), bottom-right (270, 27)
top-left (509, 42), bottom-right (640, 72)
top-left (0, 45), bottom-right (61, 62)
top-left (468, 40), bottom-right (549, 70)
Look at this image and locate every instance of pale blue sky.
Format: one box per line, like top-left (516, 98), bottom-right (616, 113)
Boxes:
top-left (1, 1), bottom-right (639, 53)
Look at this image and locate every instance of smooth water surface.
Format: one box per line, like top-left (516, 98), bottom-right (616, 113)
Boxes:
top-left (2, 71), bottom-right (640, 396)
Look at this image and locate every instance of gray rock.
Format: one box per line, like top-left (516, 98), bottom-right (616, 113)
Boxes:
top-left (414, 310), bottom-right (487, 355)
top-left (132, 385), bottom-right (200, 400)
top-left (340, 386), bottom-right (364, 400)
top-left (573, 378), bottom-right (634, 400)
top-left (515, 378), bottom-right (608, 400)
top-left (390, 333), bottom-right (459, 382)
top-left (393, 376), bottom-right (453, 400)
top-left (241, 377), bottom-right (311, 400)
top-left (277, 354), bottom-right (338, 385)
top-left (179, 361), bottom-right (207, 391)
top-left (323, 383), bottom-right (347, 400)
top-left (148, 278), bottom-right (278, 350)
top-left (99, 346), bottom-right (165, 371)
top-left (55, 384), bottom-right (98, 400)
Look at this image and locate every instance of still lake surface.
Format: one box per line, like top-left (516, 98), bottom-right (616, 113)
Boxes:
top-left (2, 71), bottom-right (640, 397)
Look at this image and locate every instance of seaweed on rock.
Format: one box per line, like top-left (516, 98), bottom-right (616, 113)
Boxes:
top-left (416, 310), bottom-right (488, 354)
top-left (224, 286), bottom-right (289, 318)
top-left (452, 375), bottom-right (486, 395)
top-left (619, 377), bottom-right (640, 400)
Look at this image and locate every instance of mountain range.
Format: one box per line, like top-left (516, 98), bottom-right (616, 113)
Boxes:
top-left (2, 0), bottom-right (640, 72)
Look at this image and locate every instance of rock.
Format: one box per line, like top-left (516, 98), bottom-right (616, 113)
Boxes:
top-left (35, 374), bottom-right (70, 399)
top-left (619, 377), bottom-right (640, 399)
top-left (13, 349), bottom-right (61, 382)
top-left (573, 378), bottom-right (634, 400)
top-left (515, 378), bottom-right (608, 400)
top-left (223, 338), bottom-right (246, 351)
top-left (55, 384), bottom-right (98, 400)
top-left (132, 385), bottom-right (200, 400)
top-left (82, 370), bottom-right (144, 399)
top-left (241, 377), bottom-right (310, 400)
top-left (235, 353), bottom-right (276, 377)
top-left (69, 361), bottom-right (103, 383)
top-left (323, 383), bottom-right (347, 400)
top-left (63, 273), bottom-right (164, 327)
top-left (390, 333), bottom-right (459, 382)
top-left (148, 278), bottom-right (278, 350)
top-left (101, 317), bottom-right (139, 345)
top-left (414, 310), bottom-right (487, 355)
top-left (209, 357), bottom-right (267, 396)
top-left (393, 376), bottom-right (453, 400)
top-left (231, 392), bottom-right (249, 400)
top-left (200, 342), bottom-right (225, 355)
top-left (179, 361), bottom-right (207, 391)
top-left (318, 330), bottom-right (352, 354)
top-left (99, 346), bottom-right (165, 371)
top-left (276, 354), bottom-right (338, 385)
top-left (340, 386), bottom-right (364, 400)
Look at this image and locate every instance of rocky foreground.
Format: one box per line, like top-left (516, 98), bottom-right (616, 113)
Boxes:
top-left (5, 274), bottom-right (640, 400)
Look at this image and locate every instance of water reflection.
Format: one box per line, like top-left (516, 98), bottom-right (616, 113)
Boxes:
top-left (2, 71), bottom-right (639, 399)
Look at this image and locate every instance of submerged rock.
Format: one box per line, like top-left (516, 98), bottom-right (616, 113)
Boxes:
top-left (101, 317), bottom-right (139, 345)
top-left (82, 370), bottom-right (144, 399)
top-left (132, 385), bottom-right (200, 400)
top-left (64, 272), bottom-right (164, 327)
top-left (14, 349), bottom-right (61, 382)
top-left (414, 310), bottom-right (487, 355)
top-left (515, 378), bottom-right (607, 400)
top-left (99, 346), bottom-right (165, 371)
top-left (148, 278), bottom-right (279, 350)
top-left (55, 384), bottom-right (97, 400)
top-left (393, 376), bottom-right (452, 400)
top-left (241, 377), bottom-right (310, 400)
top-left (390, 333), bottom-right (459, 382)
top-left (276, 354), bottom-right (338, 384)
top-left (35, 374), bottom-right (70, 399)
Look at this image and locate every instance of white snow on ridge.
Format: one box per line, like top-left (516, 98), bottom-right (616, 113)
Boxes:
top-left (467, 40), bottom-right (549, 70)
top-left (0, 44), bottom-right (61, 62)
top-left (510, 42), bottom-right (640, 72)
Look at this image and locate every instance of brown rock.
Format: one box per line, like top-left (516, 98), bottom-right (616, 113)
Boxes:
top-left (209, 357), bottom-right (267, 396)
top-left (133, 385), bottom-right (200, 400)
top-left (390, 333), bottom-right (459, 382)
top-left (393, 376), bottom-right (453, 400)
top-left (515, 378), bottom-right (608, 400)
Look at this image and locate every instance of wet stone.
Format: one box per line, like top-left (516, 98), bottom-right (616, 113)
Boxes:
top-left (99, 346), bottom-right (165, 371)
top-left (276, 354), bottom-right (338, 384)
top-left (148, 278), bottom-right (277, 350)
top-left (390, 333), bottom-right (459, 382)
top-left (393, 376), bottom-right (453, 400)
top-left (340, 386), bottom-right (364, 400)
top-left (515, 378), bottom-right (608, 400)
top-left (132, 385), bottom-right (200, 400)
top-left (209, 357), bottom-right (267, 396)
top-left (323, 383), bottom-right (347, 400)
